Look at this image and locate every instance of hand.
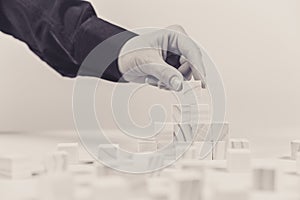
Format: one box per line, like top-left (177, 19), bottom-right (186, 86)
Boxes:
top-left (118, 25), bottom-right (206, 91)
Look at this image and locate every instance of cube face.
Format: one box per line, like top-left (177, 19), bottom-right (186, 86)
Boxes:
top-left (44, 151), bottom-right (69, 173)
top-left (296, 152), bottom-right (300, 175)
top-left (56, 143), bottom-right (79, 164)
top-left (227, 149), bottom-right (251, 172)
top-left (97, 144), bottom-right (120, 161)
top-left (212, 141), bottom-right (227, 160)
top-left (252, 168), bottom-right (277, 191)
top-left (291, 140), bottom-right (300, 160)
top-left (0, 155), bottom-right (32, 179)
top-left (229, 139), bottom-right (250, 149)
top-left (169, 172), bottom-right (203, 200)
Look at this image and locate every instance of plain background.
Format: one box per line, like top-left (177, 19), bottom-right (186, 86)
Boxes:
top-left (0, 0), bottom-right (299, 140)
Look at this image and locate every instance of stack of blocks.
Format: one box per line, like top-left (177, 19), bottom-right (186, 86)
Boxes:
top-left (171, 81), bottom-right (229, 161)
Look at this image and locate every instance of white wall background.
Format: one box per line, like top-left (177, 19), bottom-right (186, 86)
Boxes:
top-left (0, 0), bottom-right (299, 138)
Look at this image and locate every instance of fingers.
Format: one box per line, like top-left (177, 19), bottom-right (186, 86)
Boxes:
top-left (162, 27), bottom-right (206, 83)
top-left (141, 60), bottom-right (184, 91)
top-left (178, 58), bottom-right (193, 80)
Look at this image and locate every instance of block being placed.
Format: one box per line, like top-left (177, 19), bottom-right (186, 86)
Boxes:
top-left (212, 141), bottom-right (226, 160)
top-left (0, 155), bottom-right (32, 179)
top-left (291, 140), bottom-right (300, 160)
top-left (252, 167), bottom-right (277, 191)
top-left (138, 140), bottom-right (157, 152)
top-left (44, 151), bottom-right (68, 173)
top-left (56, 143), bottom-right (79, 164)
top-left (182, 81), bottom-right (210, 105)
top-left (229, 138), bottom-right (250, 149)
top-left (227, 149), bottom-right (251, 173)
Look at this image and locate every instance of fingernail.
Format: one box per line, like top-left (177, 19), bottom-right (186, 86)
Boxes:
top-left (170, 76), bottom-right (183, 91)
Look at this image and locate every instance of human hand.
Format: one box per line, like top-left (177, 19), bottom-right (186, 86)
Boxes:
top-left (118, 25), bottom-right (206, 91)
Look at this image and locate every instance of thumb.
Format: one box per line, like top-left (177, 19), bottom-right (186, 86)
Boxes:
top-left (141, 59), bottom-right (184, 91)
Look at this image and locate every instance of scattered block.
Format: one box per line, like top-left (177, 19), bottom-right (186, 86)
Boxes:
top-left (56, 143), bottom-right (79, 164)
top-left (290, 140), bottom-right (300, 160)
top-left (169, 172), bottom-right (203, 200)
top-left (227, 149), bottom-right (251, 172)
top-left (147, 177), bottom-right (171, 200)
top-left (212, 185), bottom-right (250, 200)
top-left (92, 176), bottom-right (130, 200)
top-left (252, 167), bottom-right (277, 191)
top-left (212, 141), bottom-right (226, 160)
top-left (69, 164), bottom-right (97, 186)
top-left (97, 144), bottom-right (120, 162)
top-left (0, 155), bottom-right (32, 179)
top-left (38, 172), bottom-right (75, 200)
top-left (229, 138), bottom-right (250, 149)
top-left (44, 151), bottom-right (68, 173)
top-left (296, 152), bottom-right (300, 175)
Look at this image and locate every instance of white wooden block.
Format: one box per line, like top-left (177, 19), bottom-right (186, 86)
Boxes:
top-left (97, 144), bottom-right (119, 161)
top-left (175, 142), bottom-right (189, 158)
top-left (194, 123), bottom-right (229, 142)
top-left (197, 142), bottom-right (213, 160)
top-left (69, 164), bottom-right (97, 186)
top-left (0, 155), bottom-right (32, 179)
top-left (154, 123), bottom-right (174, 143)
top-left (291, 140), bottom-right (300, 160)
top-left (296, 152), bottom-right (300, 175)
top-left (212, 185), bottom-right (250, 200)
top-left (38, 173), bottom-right (75, 200)
top-left (227, 149), bottom-right (251, 172)
top-left (212, 141), bottom-right (226, 160)
top-left (44, 151), bottom-right (68, 173)
top-left (57, 143), bottom-right (79, 164)
top-left (252, 167), bottom-right (277, 191)
top-left (174, 123), bottom-right (193, 142)
top-left (184, 146), bottom-right (200, 160)
top-left (172, 104), bottom-right (210, 124)
top-left (169, 172), bottom-right (203, 200)
top-left (138, 141), bottom-right (157, 152)
top-left (131, 154), bottom-right (163, 171)
top-left (147, 177), bottom-right (171, 200)
top-left (92, 176), bottom-right (130, 200)
top-left (180, 160), bottom-right (206, 172)
top-left (229, 138), bottom-right (250, 149)
top-left (158, 142), bottom-right (176, 161)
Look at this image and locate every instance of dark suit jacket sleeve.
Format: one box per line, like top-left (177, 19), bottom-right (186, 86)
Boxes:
top-left (0, 0), bottom-right (137, 81)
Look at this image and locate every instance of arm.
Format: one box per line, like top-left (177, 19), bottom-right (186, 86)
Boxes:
top-left (0, 0), bottom-right (136, 81)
